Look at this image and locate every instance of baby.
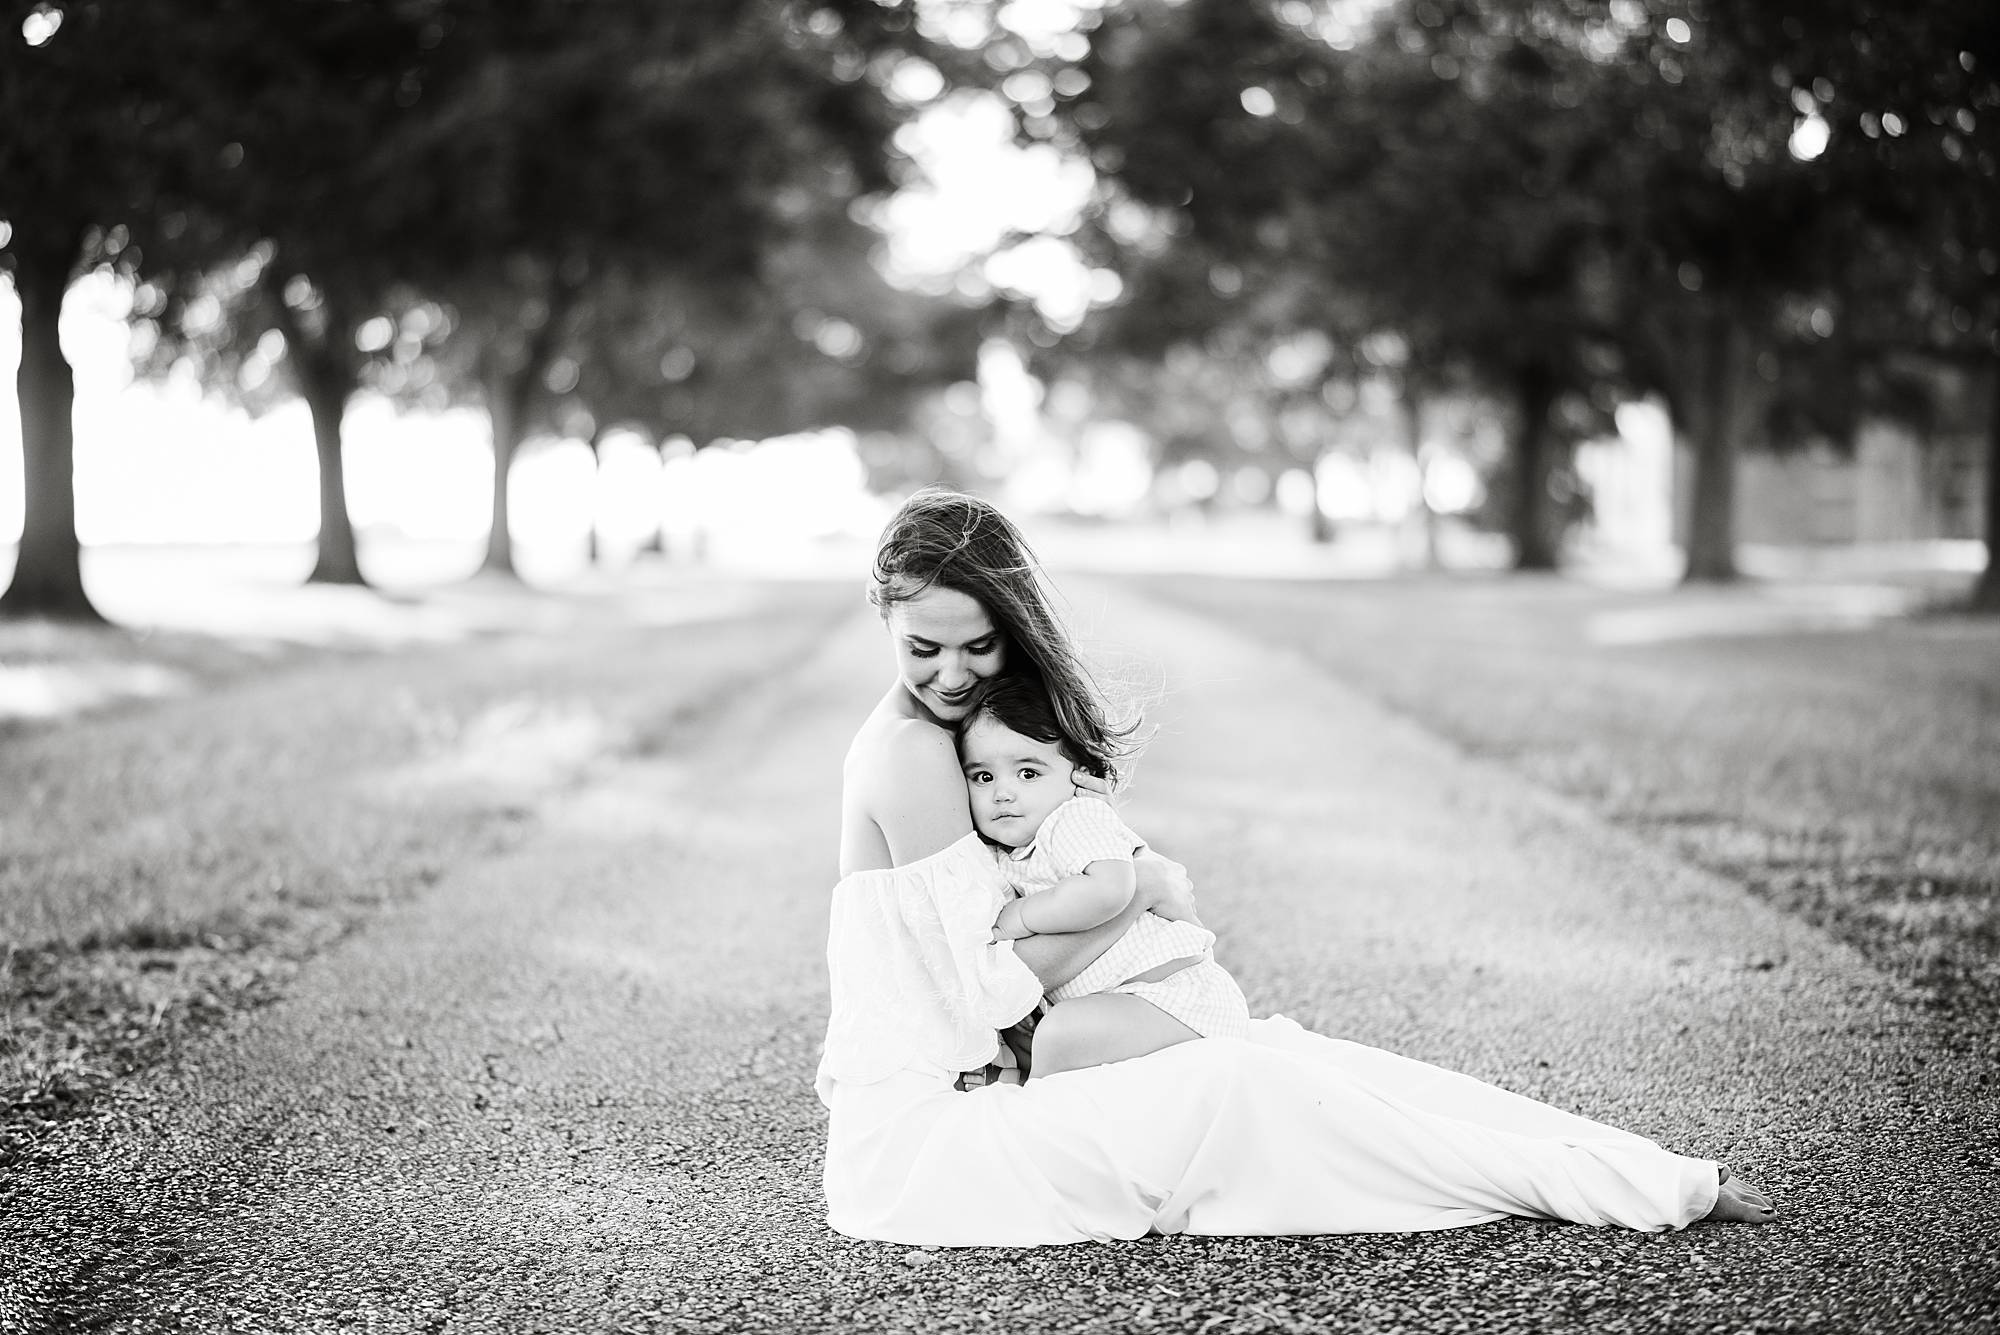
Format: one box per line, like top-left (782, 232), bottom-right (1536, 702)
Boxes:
top-left (957, 676), bottom-right (1250, 1078)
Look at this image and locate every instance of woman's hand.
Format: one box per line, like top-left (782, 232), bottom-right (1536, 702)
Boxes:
top-left (1070, 766), bottom-right (1117, 803)
top-left (1133, 852), bottom-right (1201, 926)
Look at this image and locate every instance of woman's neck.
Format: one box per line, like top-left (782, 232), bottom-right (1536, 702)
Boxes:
top-left (889, 682), bottom-right (951, 731)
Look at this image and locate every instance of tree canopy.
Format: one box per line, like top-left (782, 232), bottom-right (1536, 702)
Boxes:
top-left (1056, 0), bottom-right (1998, 586)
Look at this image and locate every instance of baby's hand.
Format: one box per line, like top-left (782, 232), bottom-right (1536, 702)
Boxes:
top-left (1070, 766), bottom-right (1117, 803)
top-left (991, 899), bottom-right (1032, 942)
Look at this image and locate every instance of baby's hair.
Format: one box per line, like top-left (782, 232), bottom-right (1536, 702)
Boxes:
top-left (871, 486), bottom-right (1142, 782)
top-left (959, 675), bottom-right (1099, 776)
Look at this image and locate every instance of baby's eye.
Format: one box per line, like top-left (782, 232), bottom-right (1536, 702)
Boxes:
top-left (968, 770), bottom-right (991, 785)
top-left (1018, 767), bottom-right (1042, 781)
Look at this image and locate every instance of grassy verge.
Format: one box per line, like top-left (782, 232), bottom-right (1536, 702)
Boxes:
top-left (1137, 572), bottom-right (2000, 1027)
top-left (0, 578), bottom-right (857, 1161)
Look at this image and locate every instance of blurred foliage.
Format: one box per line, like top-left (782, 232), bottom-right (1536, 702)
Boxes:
top-left (1, 0), bottom-right (290, 614)
top-left (5, 0), bottom-right (1999, 602)
top-left (1, 0), bottom-right (970, 592)
top-left (551, 208), bottom-right (983, 452)
top-left (1054, 0), bottom-right (1999, 581)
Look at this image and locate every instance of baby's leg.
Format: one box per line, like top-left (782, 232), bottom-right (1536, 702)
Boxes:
top-left (1028, 994), bottom-right (1199, 1080)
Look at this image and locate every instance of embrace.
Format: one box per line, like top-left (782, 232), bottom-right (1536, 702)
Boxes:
top-left (818, 488), bottom-right (1775, 1246)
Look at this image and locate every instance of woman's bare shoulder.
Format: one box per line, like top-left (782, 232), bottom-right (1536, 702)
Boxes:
top-left (849, 689), bottom-right (943, 771)
top-left (849, 710), bottom-right (959, 798)
top-left (844, 694), bottom-right (974, 866)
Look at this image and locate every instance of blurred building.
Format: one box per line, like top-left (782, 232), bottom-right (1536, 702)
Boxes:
top-left (1683, 426), bottom-right (1986, 547)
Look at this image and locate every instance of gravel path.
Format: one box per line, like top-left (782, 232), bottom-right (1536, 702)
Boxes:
top-left (2, 581), bottom-right (1993, 1333)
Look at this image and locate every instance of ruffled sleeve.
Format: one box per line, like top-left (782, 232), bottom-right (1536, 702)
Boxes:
top-left (817, 834), bottom-right (1047, 1100)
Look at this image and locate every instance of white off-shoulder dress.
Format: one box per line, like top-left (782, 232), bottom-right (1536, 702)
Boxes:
top-left (817, 835), bottom-right (1719, 1246)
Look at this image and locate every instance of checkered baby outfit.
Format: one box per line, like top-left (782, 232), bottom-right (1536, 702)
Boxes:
top-left (1002, 798), bottom-right (1249, 1040)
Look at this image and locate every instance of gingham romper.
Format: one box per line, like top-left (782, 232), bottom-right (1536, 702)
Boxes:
top-left (1001, 798), bottom-right (1250, 1040)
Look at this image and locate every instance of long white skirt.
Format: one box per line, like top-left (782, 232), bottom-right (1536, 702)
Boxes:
top-left (823, 1017), bottom-right (1718, 1246)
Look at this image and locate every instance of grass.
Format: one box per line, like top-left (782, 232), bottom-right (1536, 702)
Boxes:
top-left (1136, 571), bottom-right (2000, 1025)
top-left (0, 576), bottom-right (858, 1160)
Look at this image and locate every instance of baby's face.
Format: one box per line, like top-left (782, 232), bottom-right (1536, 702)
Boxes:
top-left (959, 716), bottom-right (1074, 850)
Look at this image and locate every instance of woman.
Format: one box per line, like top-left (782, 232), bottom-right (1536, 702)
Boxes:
top-left (820, 488), bottom-right (1774, 1245)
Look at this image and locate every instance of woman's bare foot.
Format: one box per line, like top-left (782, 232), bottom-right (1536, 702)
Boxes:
top-left (1703, 1167), bottom-right (1777, 1223)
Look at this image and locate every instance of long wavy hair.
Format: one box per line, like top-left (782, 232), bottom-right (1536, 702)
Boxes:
top-left (869, 487), bottom-right (1141, 782)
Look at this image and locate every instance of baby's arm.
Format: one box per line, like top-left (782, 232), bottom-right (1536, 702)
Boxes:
top-left (1064, 772), bottom-right (1201, 927)
top-left (992, 860), bottom-right (1137, 940)
top-left (1009, 890), bottom-right (1153, 991)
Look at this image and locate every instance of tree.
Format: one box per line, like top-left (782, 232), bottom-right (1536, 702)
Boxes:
top-left (484, 212), bottom-right (984, 564)
top-left (1567, 2), bottom-right (1842, 583)
top-left (1441, 0), bottom-right (1996, 586)
top-left (375, 0), bottom-right (928, 578)
top-left (138, 2), bottom-right (451, 586)
top-left (410, 3), bottom-right (932, 579)
top-left (139, 1), bottom-right (931, 585)
top-left (0, 1), bottom-right (274, 618)
top-left (1729, 0), bottom-right (2000, 607)
top-left (1069, 0), bottom-right (1640, 568)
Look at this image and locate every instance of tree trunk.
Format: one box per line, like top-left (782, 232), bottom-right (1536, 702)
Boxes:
top-left (1682, 310), bottom-right (1741, 584)
top-left (586, 428), bottom-right (606, 566)
top-left (1974, 356), bottom-right (2000, 612)
top-left (482, 362), bottom-right (527, 578)
top-left (1512, 365), bottom-right (1559, 570)
top-left (1306, 441), bottom-right (1334, 544)
top-left (300, 360), bottom-right (366, 586)
top-left (628, 436), bottom-right (666, 556)
top-left (1405, 380), bottom-right (1442, 571)
top-left (478, 271), bottom-right (577, 580)
top-left (0, 244), bottom-right (102, 621)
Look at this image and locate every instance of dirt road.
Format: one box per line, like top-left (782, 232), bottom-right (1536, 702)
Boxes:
top-left (3, 581), bottom-right (1992, 1333)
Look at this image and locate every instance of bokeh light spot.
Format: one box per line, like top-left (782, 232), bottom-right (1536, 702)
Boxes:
top-left (659, 347), bottom-right (696, 382)
top-left (1788, 113), bottom-right (1829, 161)
top-left (889, 57), bottom-right (945, 104)
top-left (21, 5), bottom-right (61, 46)
top-left (1178, 459), bottom-right (1220, 502)
top-left (355, 317), bottom-right (395, 354)
top-left (543, 356), bottom-right (580, 395)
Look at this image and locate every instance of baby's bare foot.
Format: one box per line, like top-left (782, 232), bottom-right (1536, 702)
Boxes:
top-left (1703, 1168), bottom-right (1776, 1224)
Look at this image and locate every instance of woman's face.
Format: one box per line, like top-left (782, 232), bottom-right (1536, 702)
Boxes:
top-left (884, 585), bottom-right (1006, 725)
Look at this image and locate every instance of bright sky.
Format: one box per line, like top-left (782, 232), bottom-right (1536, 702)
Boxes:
top-left (875, 88), bottom-right (1114, 331)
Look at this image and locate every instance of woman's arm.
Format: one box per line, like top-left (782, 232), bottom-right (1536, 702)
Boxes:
top-left (1065, 768), bottom-right (1202, 927)
top-left (1134, 853), bottom-right (1200, 926)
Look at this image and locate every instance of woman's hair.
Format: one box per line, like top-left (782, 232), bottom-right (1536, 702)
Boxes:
top-left (870, 486), bottom-right (1140, 781)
